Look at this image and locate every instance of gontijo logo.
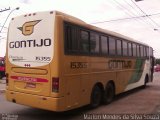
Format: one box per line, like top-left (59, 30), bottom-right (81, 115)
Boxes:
top-left (17, 20), bottom-right (41, 36)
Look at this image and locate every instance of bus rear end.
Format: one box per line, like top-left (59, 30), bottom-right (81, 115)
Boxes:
top-left (6, 11), bottom-right (65, 111)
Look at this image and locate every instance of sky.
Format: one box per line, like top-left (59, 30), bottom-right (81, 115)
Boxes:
top-left (0, 0), bottom-right (160, 57)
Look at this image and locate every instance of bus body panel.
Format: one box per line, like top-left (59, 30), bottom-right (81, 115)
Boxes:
top-left (6, 11), bottom-right (56, 97)
top-left (125, 59), bottom-right (150, 91)
top-left (6, 90), bottom-right (66, 112)
top-left (7, 65), bottom-right (51, 96)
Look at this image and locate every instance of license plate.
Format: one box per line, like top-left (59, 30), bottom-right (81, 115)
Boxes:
top-left (26, 82), bottom-right (36, 88)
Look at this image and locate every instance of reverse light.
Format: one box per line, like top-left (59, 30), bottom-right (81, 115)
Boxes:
top-left (52, 77), bottom-right (59, 92)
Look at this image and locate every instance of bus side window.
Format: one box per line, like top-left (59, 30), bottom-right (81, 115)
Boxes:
top-left (64, 24), bottom-right (79, 53)
top-left (137, 45), bottom-right (140, 57)
top-left (150, 47), bottom-right (153, 57)
top-left (140, 45), bottom-right (144, 57)
top-left (117, 39), bottom-right (122, 56)
top-left (144, 46), bottom-right (147, 57)
top-left (146, 47), bottom-right (149, 57)
top-left (100, 36), bottom-right (108, 55)
top-left (90, 32), bottom-right (100, 54)
top-left (80, 30), bottom-right (89, 53)
top-left (133, 43), bottom-right (137, 57)
top-left (122, 40), bottom-right (128, 56)
top-left (109, 37), bottom-right (116, 55)
top-left (128, 42), bottom-right (132, 57)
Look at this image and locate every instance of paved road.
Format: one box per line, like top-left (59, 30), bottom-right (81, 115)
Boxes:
top-left (0, 73), bottom-right (160, 120)
top-left (0, 78), bottom-right (5, 93)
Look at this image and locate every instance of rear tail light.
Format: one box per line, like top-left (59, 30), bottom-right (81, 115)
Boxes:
top-left (52, 77), bottom-right (59, 92)
top-left (6, 73), bottom-right (8, 86)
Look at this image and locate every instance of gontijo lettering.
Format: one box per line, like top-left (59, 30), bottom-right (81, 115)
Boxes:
top-left (9, 38), bottom-right (51, 48)
top-left (108, 60), bottom-right (132, 69)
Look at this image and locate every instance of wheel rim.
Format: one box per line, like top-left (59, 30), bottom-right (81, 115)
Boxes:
top-left (91, 86), bottom-right (101, 107)
top-left (107, 87), bottom-right (114, 101)
top-left (106, 84), bottom-right (114, 102)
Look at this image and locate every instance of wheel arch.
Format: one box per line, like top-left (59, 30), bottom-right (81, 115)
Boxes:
top-left (94, 82), bottom-right (104, 93)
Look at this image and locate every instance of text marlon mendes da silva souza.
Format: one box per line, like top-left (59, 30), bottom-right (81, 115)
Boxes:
top-left (83, 114), bottom-right (160, 120)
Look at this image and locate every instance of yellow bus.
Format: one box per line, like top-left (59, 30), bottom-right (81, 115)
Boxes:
top-left (6, 11), bottom-right (154, 112)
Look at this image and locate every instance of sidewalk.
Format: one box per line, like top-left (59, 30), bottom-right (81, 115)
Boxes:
top-left (0, 77), bottom-right (6, 93)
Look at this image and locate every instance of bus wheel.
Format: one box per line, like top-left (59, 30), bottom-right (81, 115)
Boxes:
top-left (102, 82), bottom-right (115, 104)
top-left (90, 85), bottom-right (102, 108)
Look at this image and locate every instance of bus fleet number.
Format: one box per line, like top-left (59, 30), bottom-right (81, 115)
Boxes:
top-left (35, 56), bottom-right (51, 61)
top-left (71, 62), bottom-right (88, 69)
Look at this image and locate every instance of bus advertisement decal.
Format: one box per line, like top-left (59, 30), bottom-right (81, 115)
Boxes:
top-left (10, 76), bottom-right (48, 83)
top-left (128, 59), bottom-right (145, 84)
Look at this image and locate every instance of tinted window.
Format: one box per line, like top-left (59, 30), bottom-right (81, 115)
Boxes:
top-left (128, 42), bottom-right (132, 56)
top-left (123, 41), bottom-right (128, 56)
top-left (140, 45), bottom-right (144, 57)
top-left (90, 32), bottom-right (99, 53)
top-left (133, 43), bottom-right (137, 57)
top-left (117, 40), bottom-right (122, 56)
top-left (65, 25), bottom-right (78, 52)
top-left (80, 30), bottom-right (89, 52)
top-left (137, 45), bottom-right (140, 57)
top-left (101, 36), bottom-right (108, 54)
top-left (150, 47), bottom-right (153, 56)
top-left (64, 22), bottom-right (150, 58)
top-left (144, 47), bottom-right (147, 57)
top-left (146, 47), bottom-right (149, 57)
top-left (109, 37), bottom-right (116, 55)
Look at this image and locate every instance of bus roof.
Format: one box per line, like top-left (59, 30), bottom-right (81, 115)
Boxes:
top-left (55, 11), bottom-right (149, 46)
top-left (11, 10), bottom-right (149, 46)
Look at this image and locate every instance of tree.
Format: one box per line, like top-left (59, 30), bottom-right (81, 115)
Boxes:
top-left (155, 58), bottom-right (160, 65)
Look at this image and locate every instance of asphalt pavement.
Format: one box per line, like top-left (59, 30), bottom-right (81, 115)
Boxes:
top-left (0, 77), bottom-right (6, 93)
top-left (0, 73), bottom-right (160, 120)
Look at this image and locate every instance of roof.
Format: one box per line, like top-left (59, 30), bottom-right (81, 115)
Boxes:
top-left (12, 10), bottom-right (149, 46)
top-left (55, 11), bottom-right (149, 46)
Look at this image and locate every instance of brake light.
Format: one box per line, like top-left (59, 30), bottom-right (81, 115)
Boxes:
top-left (52, 77), bottom-right (59, 92)
top-left (6, 73), bottom-right (8, 86)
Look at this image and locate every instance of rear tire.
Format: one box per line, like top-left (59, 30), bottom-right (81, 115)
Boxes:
top-left (90, 85), bottom-right (102, 108)
top-left (102, 82), bottom-right (115, 104)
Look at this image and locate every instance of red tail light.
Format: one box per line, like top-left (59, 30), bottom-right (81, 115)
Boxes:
top-left (6, 73), bottom-right (8, 86)
top-left (52, 77), bottom-right (59, 92)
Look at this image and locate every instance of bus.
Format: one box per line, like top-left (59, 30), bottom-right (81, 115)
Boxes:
top-left (6, 11), bottom-right (154, 112)
top-left (0, 57), bottom-right (5, 79)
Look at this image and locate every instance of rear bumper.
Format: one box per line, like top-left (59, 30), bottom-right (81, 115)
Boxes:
top-left (6, 90), bottom-right (66, 112)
